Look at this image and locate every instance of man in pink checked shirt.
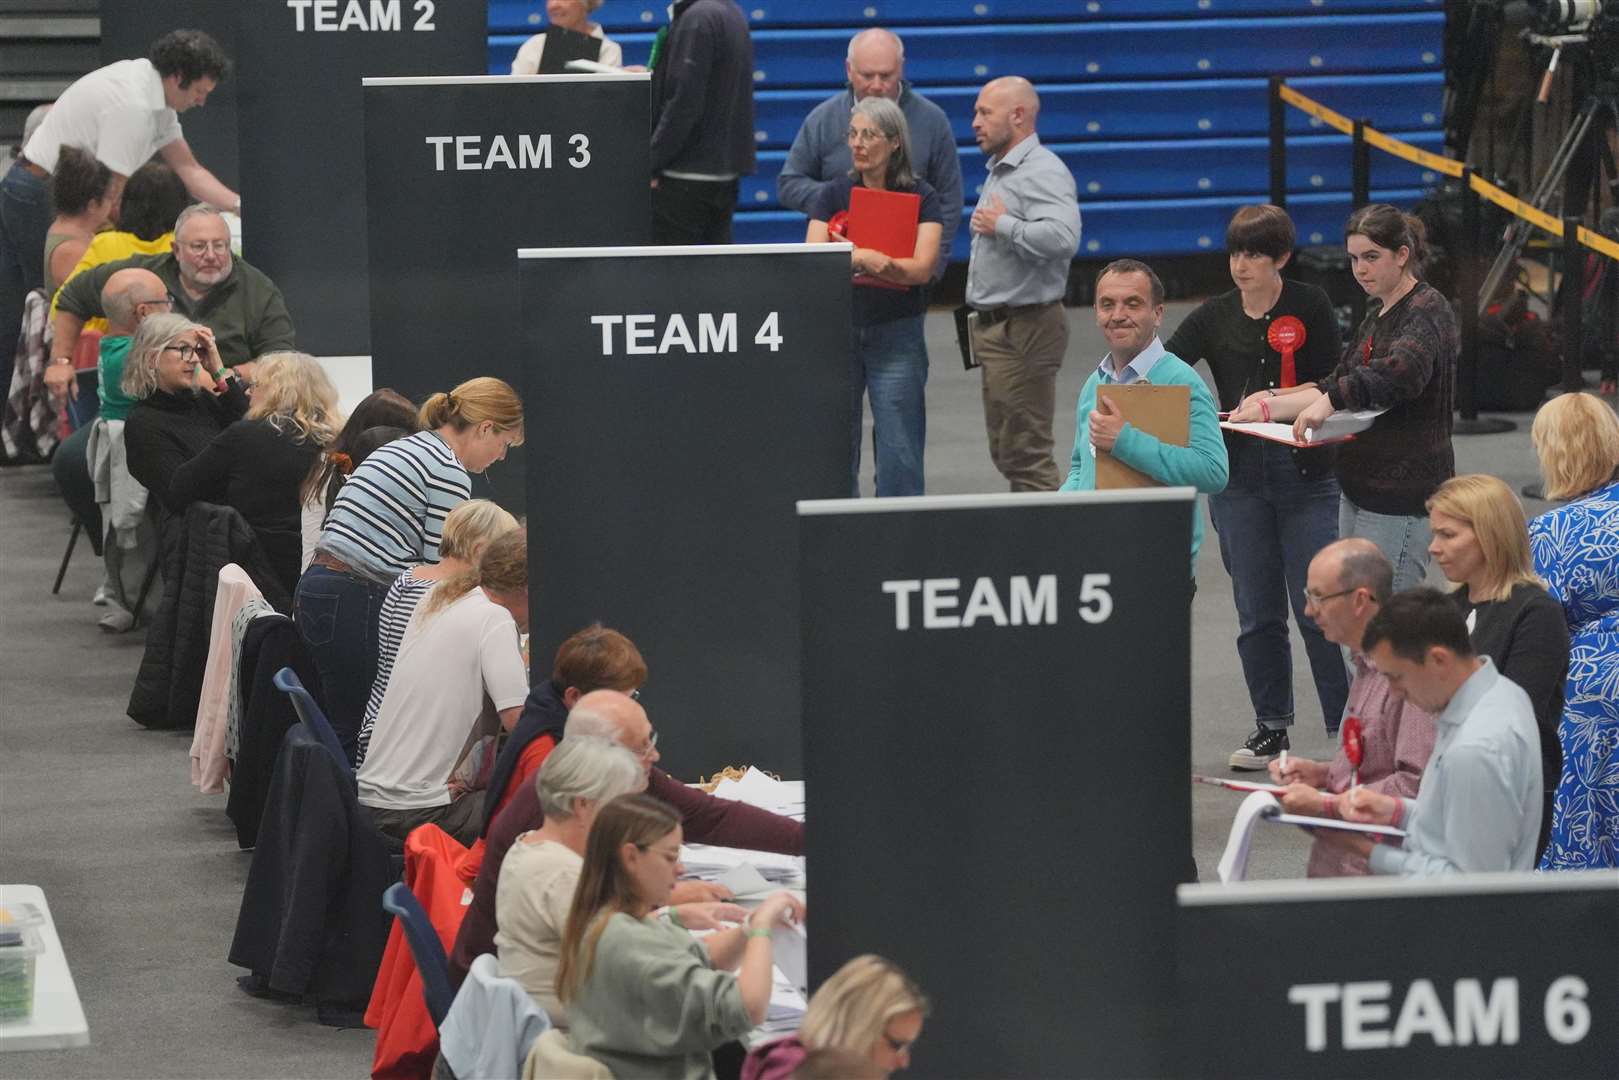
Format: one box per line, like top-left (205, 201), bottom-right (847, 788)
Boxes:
top-left (1268, 538), bottom-right (1437, 876)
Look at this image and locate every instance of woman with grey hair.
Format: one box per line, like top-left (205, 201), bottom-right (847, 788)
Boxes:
top-left (510, 0), bottom-right (623, 73)
top-left (805, 95), bottom-right (944, 498)
top-left (494, 736), bottom-right (744, 1025)
top-left (121, 312), bottom-right (249, 536)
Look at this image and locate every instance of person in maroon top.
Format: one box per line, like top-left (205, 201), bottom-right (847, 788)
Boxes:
top-left (449, 689), bottom-right (804, 986)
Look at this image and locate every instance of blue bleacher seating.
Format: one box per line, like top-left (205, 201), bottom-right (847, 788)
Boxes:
top-left (486, 2), bottom-right (1446, 257)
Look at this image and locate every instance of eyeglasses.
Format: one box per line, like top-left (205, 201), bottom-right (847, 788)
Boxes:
top-left (162, 342), bottom-right (204, 360)
top-left (139, 294), bottom-right (175, 308)
top-left (846, 127), bottom-right (889, 145)
top-left (182, 240), bottom-right (230, 256)
top-left (633, 729), bottom-right (659, 759)
top-left (629, 688), bottom-right (642, 702)
top-left (1303, 587), bottom-right (1358, 607)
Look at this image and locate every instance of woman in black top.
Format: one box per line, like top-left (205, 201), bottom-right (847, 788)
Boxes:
top-left (1427, 474), bottom-right (1569, 859)
top-left (122, 313), bottom-right (250, 537)
top-left (805, 95), bottom-right (943, 497)
top-left (170, 352), bottom-right (341, 595)
top-left (1166, 206), bottom-right (1348, 769)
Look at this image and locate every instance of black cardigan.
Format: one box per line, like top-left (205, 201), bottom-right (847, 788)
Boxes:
top-left (168, 418), bottom-right (321, 596)
top-left (123, 383), bottom-right (251, 515)
top-left (1448, 582), bottom-right (1569, 792)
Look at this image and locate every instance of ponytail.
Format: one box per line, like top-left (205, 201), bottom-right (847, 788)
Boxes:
top-left (419, 377), bottom-right (524, 443)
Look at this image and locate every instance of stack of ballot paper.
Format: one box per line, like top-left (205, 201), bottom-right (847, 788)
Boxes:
top-left (679, 844), bottom-right (805, 894)
top-left (708, 768), bottom-right (805, 821)
top-left (1220, 408), bottom-right (1383, 447)
top-left (1217, 790), bottom-right (1406, 883)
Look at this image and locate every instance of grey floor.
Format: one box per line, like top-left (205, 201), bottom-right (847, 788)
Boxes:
top-left (0, 301), bottom-right (1558, 1078)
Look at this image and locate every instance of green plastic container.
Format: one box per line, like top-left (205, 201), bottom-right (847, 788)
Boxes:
top-left (0, 925), bottom-right (44, 1022)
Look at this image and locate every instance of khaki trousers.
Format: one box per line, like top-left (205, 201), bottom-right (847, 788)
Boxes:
top-left (973, 301), bottom-right (1069, 491)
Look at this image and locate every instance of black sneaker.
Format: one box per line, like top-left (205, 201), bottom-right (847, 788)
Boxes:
top-left (1229, 726), bottom-right (1289, 771)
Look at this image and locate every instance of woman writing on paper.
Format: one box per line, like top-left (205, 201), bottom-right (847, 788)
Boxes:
top-left (1166, 205), bottom-right (1349, 769)
top-left (1249, 205), bottom-right (1458, 589)
top-left (805, 96), bottom-right (943, 497)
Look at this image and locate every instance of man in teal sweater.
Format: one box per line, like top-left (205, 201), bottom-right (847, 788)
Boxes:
top-left (1060, 259), bottom-right (1228, 576)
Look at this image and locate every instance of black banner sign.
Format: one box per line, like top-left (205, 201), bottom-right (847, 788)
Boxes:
top-left (1178, 873), bottom-right (1619, 1078)
top-left (235, 0), bottom-right (486, 354)
top-left (363, 74), bottom-right (651, 508)
top-left (799, 490), bottom-right (1197, 1079)
top-left (518, 244), bottom-right (853, 777)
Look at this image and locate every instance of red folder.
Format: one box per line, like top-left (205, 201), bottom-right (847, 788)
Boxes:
top-left (847, 186), bottom-right (920, 291)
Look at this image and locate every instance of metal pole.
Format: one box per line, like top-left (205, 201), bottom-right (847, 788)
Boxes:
top-left (1454, 169), bottom-right (1515, 435)
top-left (1269, 76), bottom-right (1287, 209)
top-left (1351, 118), bottom-right (1371, 209)
top-left (1562, 216), bottom-right (1585, 393)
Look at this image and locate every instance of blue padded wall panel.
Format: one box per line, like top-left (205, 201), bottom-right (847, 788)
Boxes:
top-left (491, 1), bottom-right (1440, 33)
top-left (753, 74), bottom-right (1443, 149)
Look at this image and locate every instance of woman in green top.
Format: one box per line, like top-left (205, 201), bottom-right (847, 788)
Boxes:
top-left (557, 794), bottom-right (806, 1080)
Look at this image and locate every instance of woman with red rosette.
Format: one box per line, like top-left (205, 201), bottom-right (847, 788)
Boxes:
top-left (1167, 205), bottom-right (1348, 770)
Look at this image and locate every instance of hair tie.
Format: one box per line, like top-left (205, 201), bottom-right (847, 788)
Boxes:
top-left (444, 391), bottom-right (457, 412)
top-left (330, 451), bottom-right (354, 475)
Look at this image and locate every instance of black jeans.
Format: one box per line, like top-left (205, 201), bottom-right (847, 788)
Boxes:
top-left (652, 176), bottom-right (738, 245)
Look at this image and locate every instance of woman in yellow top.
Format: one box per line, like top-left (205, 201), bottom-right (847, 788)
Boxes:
top-left (50, 160), bottom-right (191, 330)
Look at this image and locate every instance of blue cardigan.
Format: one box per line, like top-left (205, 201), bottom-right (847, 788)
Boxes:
top-left (1060, 348), bottom-right (1229, 573)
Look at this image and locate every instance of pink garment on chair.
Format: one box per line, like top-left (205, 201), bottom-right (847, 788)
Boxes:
top-left (190, 564), bottom-right (264, 793)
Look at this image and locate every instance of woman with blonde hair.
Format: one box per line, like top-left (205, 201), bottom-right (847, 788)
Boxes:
top-left (1529, 393), bottom-right (1619, 869)
top-left (297, 375), bottom-right (524, 754)
top-left (1427, 473), bottom-right (1569, 857)
top-left (353, 498), bottom-right (520, 767)
top-left (357, 528), bottom-right (531, 847)
top-left (167, 351), bottom-right (340, 595)
top-left (744, 955), bottom-right (929, 1080)
top-left (556, 793), bottom-right (804, 1079)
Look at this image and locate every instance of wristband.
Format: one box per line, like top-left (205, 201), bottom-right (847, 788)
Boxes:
top-left (1258, 397), bottom-right (1271, 422)
top-left (746, 928), bottom-right (773, 940)
top-left (666, 908), bottom-right (684, 930)
top-left (50, 356), bottom-right (73, 367)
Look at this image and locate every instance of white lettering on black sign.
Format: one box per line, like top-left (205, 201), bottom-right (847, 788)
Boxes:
top-left (286, 0), bottom-right (437, 31)
top-left (1287, 976), bottom-right (1592, 1051)
top-left (589, 313), bottom-right (783, 355)
top-left (424, 134), bottom-right (591, 171)
top-left (880, 575), bottom-right (1077, 630)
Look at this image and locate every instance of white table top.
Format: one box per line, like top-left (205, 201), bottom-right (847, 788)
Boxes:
top-left (0, 885), bottom-right (90, 1052)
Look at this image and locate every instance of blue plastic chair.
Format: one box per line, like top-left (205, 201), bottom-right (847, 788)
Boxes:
top-left (381, 882), bottom-right (455, 1031)
top-left (271, 668), bottom-right (351, 780)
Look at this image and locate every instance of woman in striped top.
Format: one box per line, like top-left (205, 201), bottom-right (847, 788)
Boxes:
top-left (354, 498), bottom-right (520, 767)
top-left (294, 377), bottom-right (524, 759)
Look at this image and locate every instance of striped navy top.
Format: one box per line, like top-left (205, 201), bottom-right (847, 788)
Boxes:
top-left (316, 431), bottom-right (470, 580)
top-left (353, 568), bottom-right (436, 767)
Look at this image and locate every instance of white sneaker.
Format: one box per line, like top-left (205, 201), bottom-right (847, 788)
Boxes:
top-left (98, 604), bottom-right (135, 633)
top-left (92, 582), bottom-right (111, 606)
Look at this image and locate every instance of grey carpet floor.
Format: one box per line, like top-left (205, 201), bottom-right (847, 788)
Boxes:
top-left (0, 301), bottom-right (1561, 1078)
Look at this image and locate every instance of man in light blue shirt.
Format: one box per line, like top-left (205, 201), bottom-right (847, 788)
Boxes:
top-left (1330, 588), bottom-right (1543, 875)
top-left (1060, 260), bottom-right (1228, 575)
top-left (776, 28), bottom-right (962, 278)
top-left (966, 76), bottom-right (1081, 491)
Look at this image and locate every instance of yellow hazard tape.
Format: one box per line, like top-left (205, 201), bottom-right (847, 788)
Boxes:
top-left (1278, 82), bottom-right (1618, 263)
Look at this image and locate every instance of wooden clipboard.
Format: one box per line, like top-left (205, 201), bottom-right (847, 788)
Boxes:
top-left (1095, 383), bottom-right (1189, 489)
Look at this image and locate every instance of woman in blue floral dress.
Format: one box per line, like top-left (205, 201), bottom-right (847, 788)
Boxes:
top-left (1529, 393), bottom-right (1619, 870)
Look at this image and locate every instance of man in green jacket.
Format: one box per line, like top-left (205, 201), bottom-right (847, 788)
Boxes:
top-left (1060, 259), bottom-right (1228, 576)
top-left (45, 204), bottom-right (293, 401)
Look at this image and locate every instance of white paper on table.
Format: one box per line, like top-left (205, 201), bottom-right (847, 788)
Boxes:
top-left (1217, 790), bottom-right (1278, 884)
top-left (709, 769), bottom-right (805, 818)
top-left (713, 863), bottom-right (775, 899)
top-left (681, 842), bottom-right (805, 880)
top-left (771, 920), bottom-right (808, 998)
top-left (1220, 408), bottom-right (1384, 447)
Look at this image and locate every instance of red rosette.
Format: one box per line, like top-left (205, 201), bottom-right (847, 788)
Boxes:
top-left (826, 210), bottom-right (850, 243)
top-left (1267, 314), bottom-right (1306, 388)
top-left (1342, 714), bottom-right (1364, 769)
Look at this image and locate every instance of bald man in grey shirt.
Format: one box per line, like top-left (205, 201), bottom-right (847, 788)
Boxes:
top-left (965, 76), bottom-right (1081, 491)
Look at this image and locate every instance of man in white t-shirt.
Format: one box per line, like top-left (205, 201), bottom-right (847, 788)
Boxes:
top-left (1, 29), bottom-right (238, 404)
top-left (357, 572), bottom-right (530, 848)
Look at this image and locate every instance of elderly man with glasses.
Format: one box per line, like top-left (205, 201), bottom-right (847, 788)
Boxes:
top-left (1249, 537), bottom-right (1437, 876)
top-left (449, 688), bottom-right (805, 988)
top-left (46, 203), bottom-right (293, 390)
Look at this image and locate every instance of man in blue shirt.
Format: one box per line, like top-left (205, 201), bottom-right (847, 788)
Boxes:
top-left (1331, 588), bottom-right (1543, 875)
top-left (1060, 259), bottom-right (1228, 575)
top-left (776, 28), bottom-right (962, 278)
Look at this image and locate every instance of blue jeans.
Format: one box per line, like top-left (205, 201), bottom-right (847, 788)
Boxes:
top-left (1209, 441), bottom-right (1350, 733)
top-left (0, 161), bottom-right (50, 413)
top-left (293, 564), bottom-right (391, 764)
top-left (850, 314), bottom-right (928, 497)
top-left (1339, 495), bottom-right (1431, 592)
